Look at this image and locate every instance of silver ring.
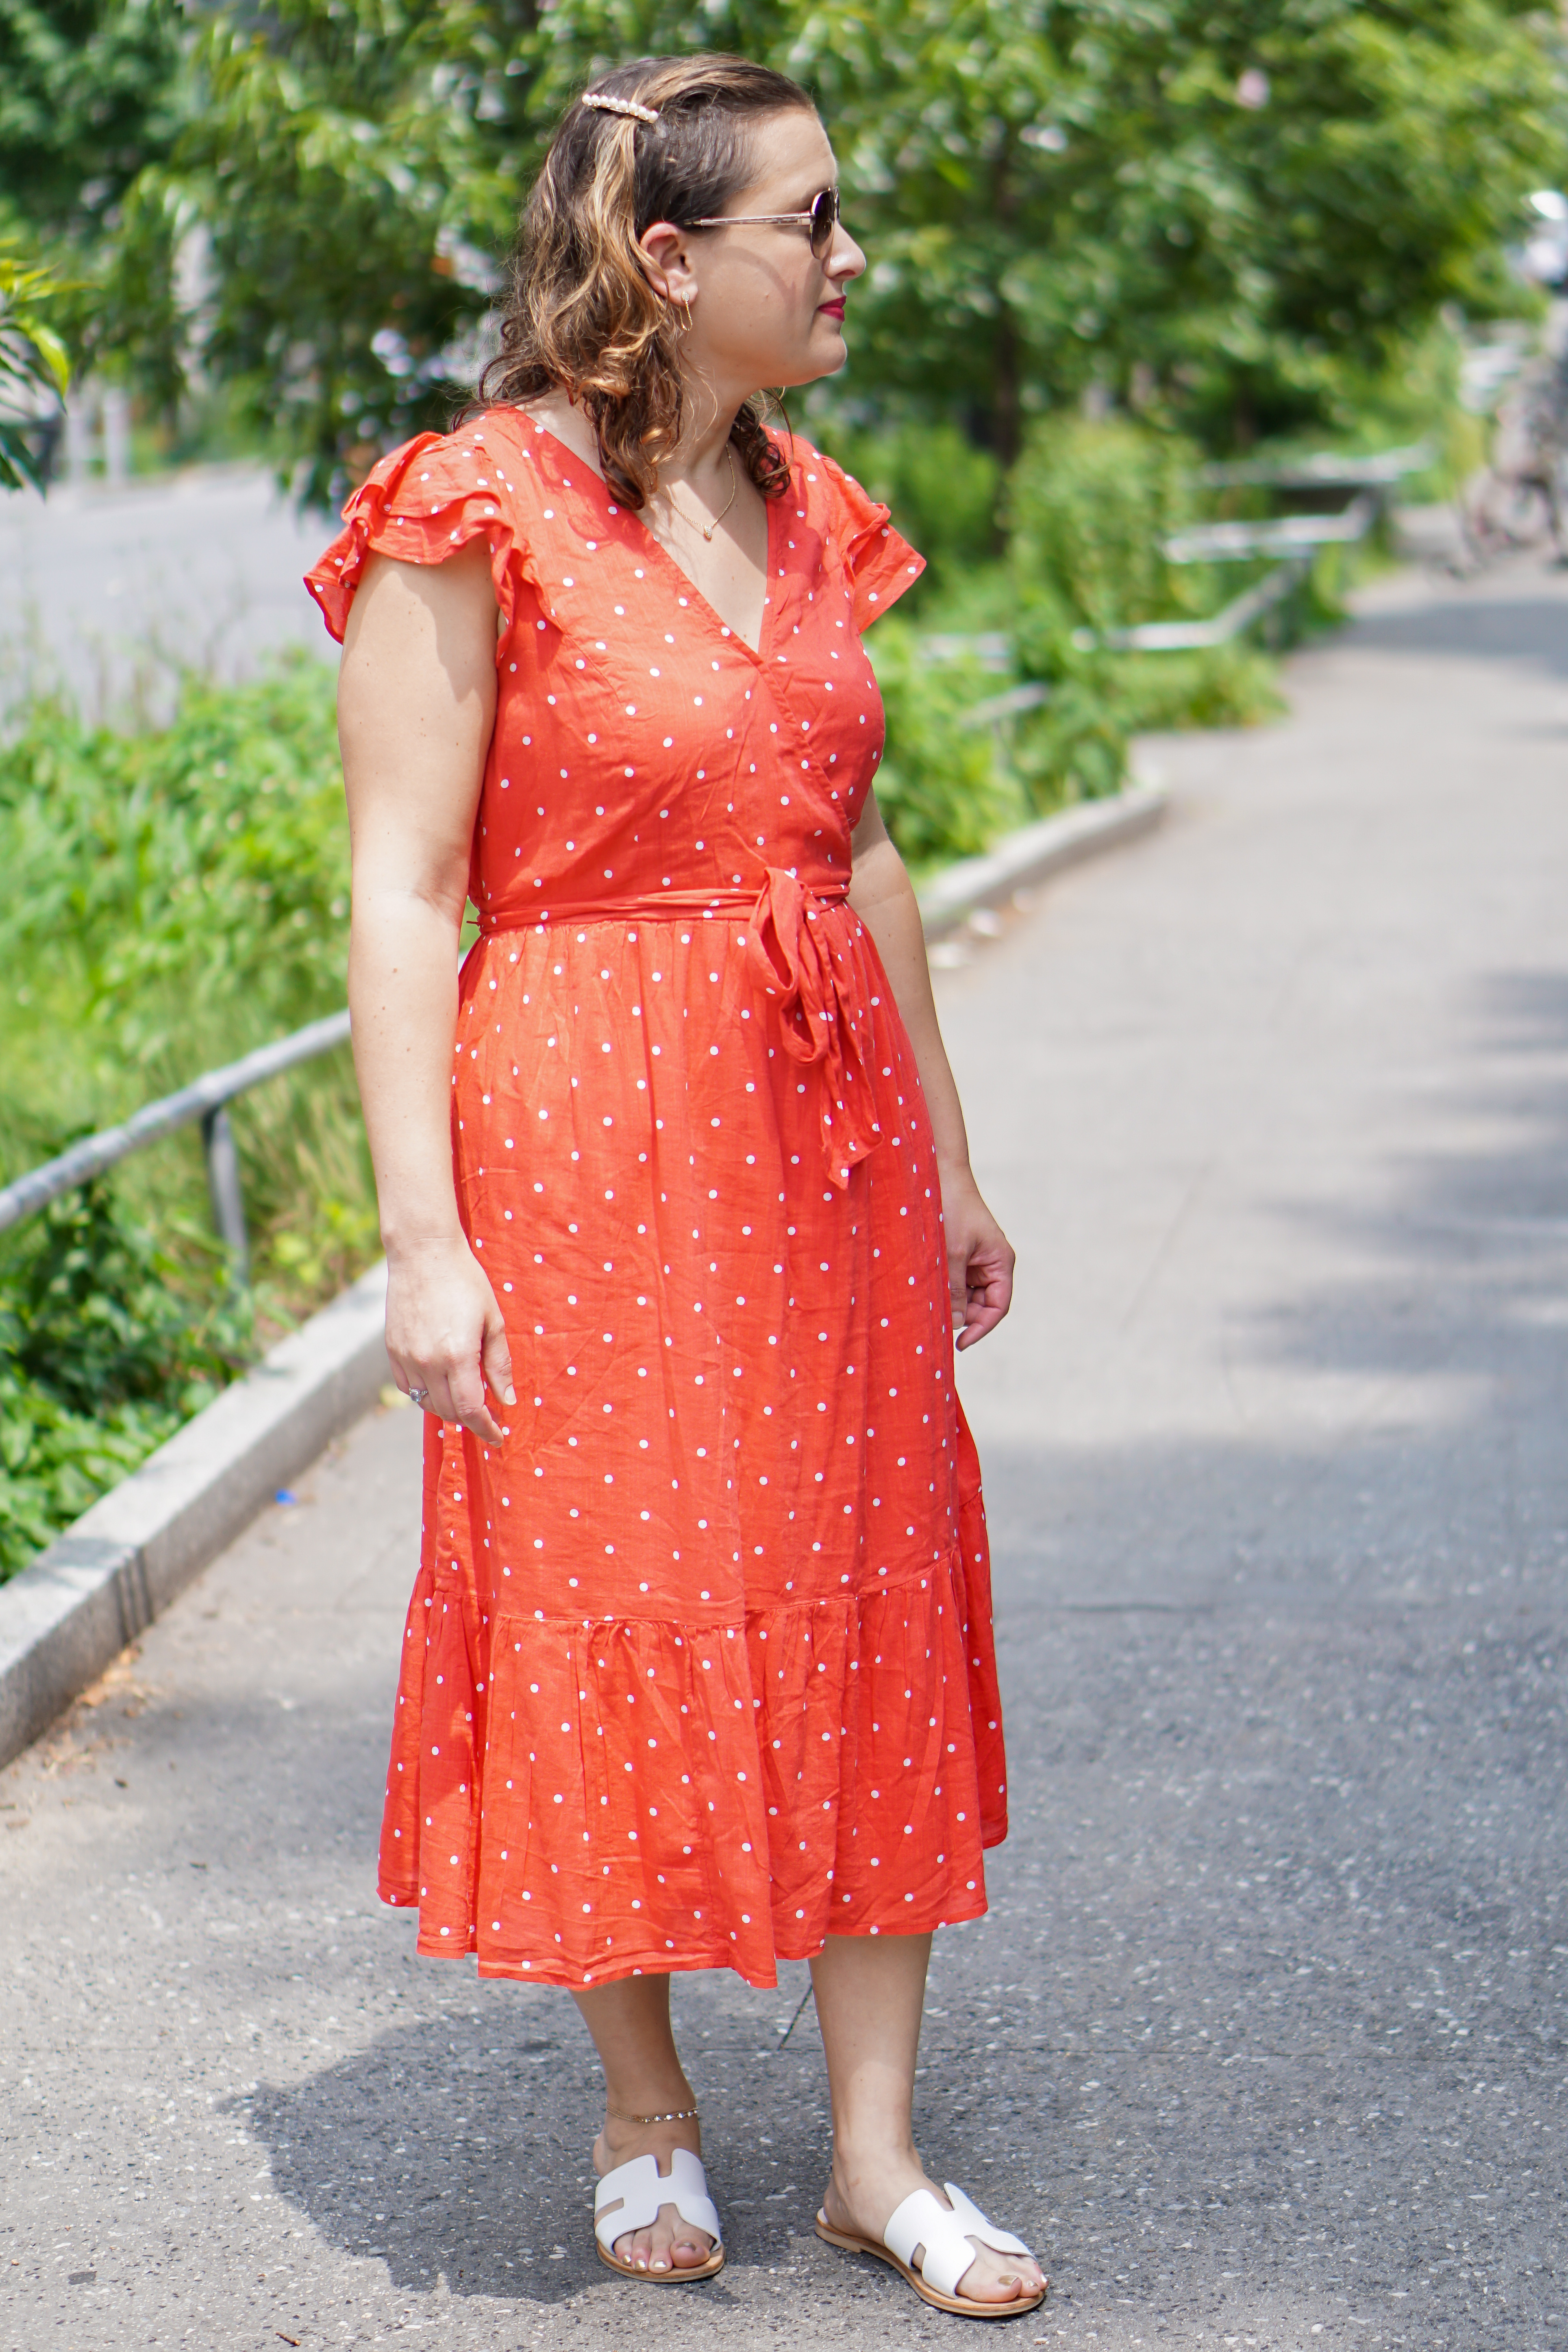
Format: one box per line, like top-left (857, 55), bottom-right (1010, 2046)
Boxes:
top-left (407, 1385), bottom-right (430, 1409)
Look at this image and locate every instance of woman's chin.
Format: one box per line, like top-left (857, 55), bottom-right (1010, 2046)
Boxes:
top-left (776, 326), bottom-right (849, 387)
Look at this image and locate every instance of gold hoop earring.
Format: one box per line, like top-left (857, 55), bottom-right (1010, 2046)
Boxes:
top-left (679, 296), bottom-right (695, 333)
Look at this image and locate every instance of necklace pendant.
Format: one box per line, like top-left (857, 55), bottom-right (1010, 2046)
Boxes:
top-left (679, 443), bottom-right (736, 547)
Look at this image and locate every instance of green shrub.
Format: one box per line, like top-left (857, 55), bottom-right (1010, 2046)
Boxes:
top-left (0, 654), bottom-right (378, 1298)
top-left (868, 620), bottom-right (1028, 870)
top-left (0, 656), bottom-right (380, 1579)
top-left (1103, 643), bottom-right (1287, 736)
top-left (0, 652), bottom-right (350, 1059)
top-left (1006, 415), bottom-right (1219, 654)
top-left (861, 415), bottom-right (1296, 853)
top-left (0, 1183), bottom-right (252, 1580)
top-left (1011, 679), bottom-right (1129, 810)
top-left (998, 415), bottom-right (1299, 752)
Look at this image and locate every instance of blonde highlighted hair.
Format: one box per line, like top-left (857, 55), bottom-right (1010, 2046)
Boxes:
top-left (478, 54), bottom-right (816, 509)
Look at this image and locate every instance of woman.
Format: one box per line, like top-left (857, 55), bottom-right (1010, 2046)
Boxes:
top-left (307, 51), bottom-right (1044, 2319)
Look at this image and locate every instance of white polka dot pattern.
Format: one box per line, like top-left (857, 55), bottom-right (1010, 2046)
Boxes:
top-left (306, 414), bottom-right (1008, 1992)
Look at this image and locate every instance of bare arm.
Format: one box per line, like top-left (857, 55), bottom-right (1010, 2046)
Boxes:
top-left (338, 539), bottom-right (513, 1440)
top-left (847, 791), bottom-right (1015, 1348)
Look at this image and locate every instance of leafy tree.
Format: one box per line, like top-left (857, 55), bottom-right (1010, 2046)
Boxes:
top-left (0, 0), bottom-right (184, 238)
top-left (8, 0), bottom-right (1566, 493)
top-left (802, 0), bottom-right (1568, 457)
top-left (118, 0), bottom-right (523, 499)
top-left (0, 237), bottom-right (71, 487)
top-left (0, 0), bottom-right (185, 425)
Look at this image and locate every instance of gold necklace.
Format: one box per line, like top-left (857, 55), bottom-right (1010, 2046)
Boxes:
top-left (681, 445), bottom-right (737, 543)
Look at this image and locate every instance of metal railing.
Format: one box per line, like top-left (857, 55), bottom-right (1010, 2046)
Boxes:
top-left (1161, 487), bottom-right (1381, 566)
top-left (1074, 471), bottom-right (1411, 654)
top-left (1198, 441), bottom-right (1433, 491)
top-left (920, 443), bottom-right (1432, 665)
top-left (0, 1009), bottom-right (352, 1283)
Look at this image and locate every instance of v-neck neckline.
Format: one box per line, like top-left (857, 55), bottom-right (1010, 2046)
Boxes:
top-left (518, 416), bottom-right (777, 663)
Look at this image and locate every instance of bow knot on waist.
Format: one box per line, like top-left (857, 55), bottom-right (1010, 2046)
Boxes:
top-left (742, 868), bottom-right (880, 1190)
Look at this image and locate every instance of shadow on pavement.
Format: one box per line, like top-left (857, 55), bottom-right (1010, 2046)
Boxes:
top-left (949, 951), bottom-right (1568, 2338)
top-left (240, 1996), bottom-right (829, 2310)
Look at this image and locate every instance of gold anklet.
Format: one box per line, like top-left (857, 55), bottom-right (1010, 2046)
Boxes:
top-left (608, 2105), bottom-right (699, 2125)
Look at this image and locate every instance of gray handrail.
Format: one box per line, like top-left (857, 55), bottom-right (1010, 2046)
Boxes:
top-left (1199, 441), bottom-right (1432, 490)
top-left (920, 443), bottom-right (1427, 665)
top-left (1072, 486), bottom-right (1384, 653)
top-left (1072, 551), bottom-right (1315, 654)
top-left (1163, 488), bottom-right (1381, 565)
top-left (0, 1008), bottom-right (353, 1280)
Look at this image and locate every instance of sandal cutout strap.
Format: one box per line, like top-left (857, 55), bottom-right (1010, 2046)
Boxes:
top-left (594, 2146), bottom-right (723, 2280)
top-left (885, 2182), bottom-right (1031, 2300)
top-left (817, 2178), bottom-right (1045, 2316)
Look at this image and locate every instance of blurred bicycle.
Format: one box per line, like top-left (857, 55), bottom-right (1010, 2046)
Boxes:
top-left (1458, 192), bottom-right (1568, 565)
top-left (1460, 346), bottom-right (1568, 564)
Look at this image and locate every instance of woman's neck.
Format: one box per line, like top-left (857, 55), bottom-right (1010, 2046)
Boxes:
top-left (520, 383), bottom-right (752, 498)
top-left (659, 371), bottom-right (746, 491)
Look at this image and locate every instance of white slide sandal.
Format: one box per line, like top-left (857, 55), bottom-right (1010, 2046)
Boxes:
top-left (593, 2145), bottom-right (725, 2283)
top-left (816, 2180), bottom-right (1047, 2318)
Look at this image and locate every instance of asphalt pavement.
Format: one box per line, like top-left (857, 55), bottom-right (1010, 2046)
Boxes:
top-left (0, 468), bottom-right (331, 720)
top-left (2, 551), bottom-right (1566, 2352)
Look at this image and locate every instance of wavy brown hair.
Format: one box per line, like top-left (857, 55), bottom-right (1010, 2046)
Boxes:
top-left (477, 54), bottom-right (816, 509)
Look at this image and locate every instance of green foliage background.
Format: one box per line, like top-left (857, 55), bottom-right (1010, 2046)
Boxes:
top-left (0, 661), bottom-right (381, 1576)
top-left (5, 0), bottom-right (1560, 502)
top-left (0, 1184), bottom-right (250, 1575)
top-left (0, 236), bottom-right (71, 487)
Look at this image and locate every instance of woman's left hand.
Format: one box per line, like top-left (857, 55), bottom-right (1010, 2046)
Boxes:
top-left (940, 1165), bottom-right (1016, 1350)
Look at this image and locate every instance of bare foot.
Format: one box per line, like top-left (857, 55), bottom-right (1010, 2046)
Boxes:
top-left (821, 2148), bottom-right (1046, 2306)
top-left (593, 2114), bottom-right (716, 2274)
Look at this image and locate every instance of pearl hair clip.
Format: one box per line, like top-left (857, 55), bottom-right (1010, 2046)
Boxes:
top-left (582, 90), bottom-right (660, 124)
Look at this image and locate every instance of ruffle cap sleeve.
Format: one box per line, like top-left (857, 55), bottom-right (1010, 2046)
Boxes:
top-left (808, 447), bottom-right (925, 630)
top-left (304, 424), bottom-right (523, 643)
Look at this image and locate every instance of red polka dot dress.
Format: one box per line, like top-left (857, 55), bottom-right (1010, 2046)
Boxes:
top-left (306, 409), bottom-right (1007, 1990)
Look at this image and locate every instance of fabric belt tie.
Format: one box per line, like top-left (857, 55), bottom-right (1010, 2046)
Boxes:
top-left (478, 869), bottom-right (882, 1191)
top-left (741, 867), bottom-right (880, 1191)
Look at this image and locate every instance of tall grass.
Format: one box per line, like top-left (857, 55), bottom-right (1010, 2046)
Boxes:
top-left (0, 654), bottom-right (378, 1578)
top-left (0, 651), bottom-right (375, 1265)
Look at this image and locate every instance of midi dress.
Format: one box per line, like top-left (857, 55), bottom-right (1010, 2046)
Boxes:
top-left (306, 408), bottom-right (1007, 1991)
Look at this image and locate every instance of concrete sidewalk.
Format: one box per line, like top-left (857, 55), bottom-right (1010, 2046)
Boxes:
top-left (3, 555), bottom-right (1566, 2351)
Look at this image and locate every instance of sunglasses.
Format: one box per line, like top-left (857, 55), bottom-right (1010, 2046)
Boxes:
top-left (683, 185), bottom-right (841, 262)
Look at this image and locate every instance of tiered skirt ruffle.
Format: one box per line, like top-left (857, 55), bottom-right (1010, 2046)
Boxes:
top-left (379, 1413), bottom-right (1007, 1990)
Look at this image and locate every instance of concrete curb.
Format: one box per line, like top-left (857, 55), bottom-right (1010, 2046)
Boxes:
top-left (0, 1258), bottom-right (390, 1772)
top-left (916, 775), bottom-right (1170, 939)
top-left (0, 776), bottom-right (1174, 1771)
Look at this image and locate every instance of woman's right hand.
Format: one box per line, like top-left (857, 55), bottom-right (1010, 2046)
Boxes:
top-left (385, 1237), bottom-right (516, 1445)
